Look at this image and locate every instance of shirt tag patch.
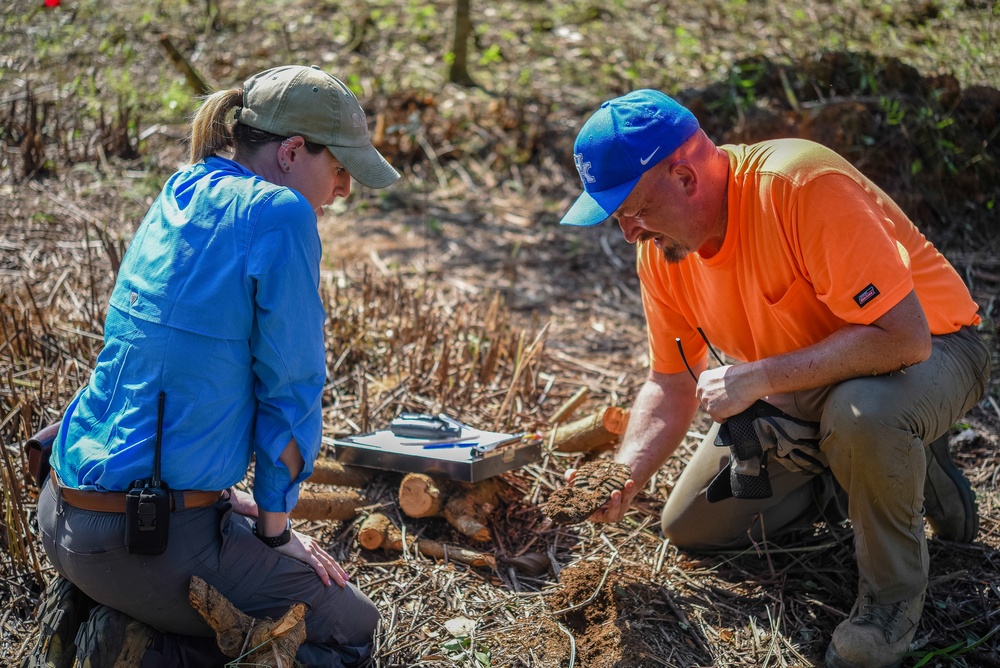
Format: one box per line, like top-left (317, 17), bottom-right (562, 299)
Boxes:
top-left (853, 283), bottom-right (880, 308)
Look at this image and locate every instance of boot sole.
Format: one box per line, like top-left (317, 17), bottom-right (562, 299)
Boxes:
top-left (826, 642), bottom-right (901, 668)
top-left (926, 436), bottom-right (978, 543)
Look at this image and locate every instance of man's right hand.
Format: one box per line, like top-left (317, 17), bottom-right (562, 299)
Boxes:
top-left (563, 468), bottom-right (638, 523)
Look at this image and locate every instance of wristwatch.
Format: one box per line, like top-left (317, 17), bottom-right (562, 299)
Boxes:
top-left (253, 518), bottom-right (292, 548)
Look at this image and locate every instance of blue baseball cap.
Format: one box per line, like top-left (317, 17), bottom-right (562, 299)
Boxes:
top-left (559, 90), bottom-right (700, 227)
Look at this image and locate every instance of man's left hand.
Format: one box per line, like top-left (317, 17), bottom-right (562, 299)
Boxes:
top-left (276, 531), bottom-right (350, 587)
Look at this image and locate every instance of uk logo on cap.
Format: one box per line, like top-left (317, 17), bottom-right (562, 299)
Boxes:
top-left (575, 153), bottom-right (595, 184)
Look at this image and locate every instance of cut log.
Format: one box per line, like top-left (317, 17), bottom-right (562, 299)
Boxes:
top-left (358, 512), bottom-right (395, 551)
top-left (442, 478), bottom-right (502, 543)
top-left (189, 576), bottom-right (306, 667)
top-left (290, 489), bottom-right (365, 521)
top-left (398, 472), bottom-right (444, 518)
top-left (358, 513), bottom-right (496, 569)
top-left (549, 406), bottom-right (629, 453)
top-left (398, 473), bottom-right (501, 542)
top-left (305, 459), bottom-right (373, 488)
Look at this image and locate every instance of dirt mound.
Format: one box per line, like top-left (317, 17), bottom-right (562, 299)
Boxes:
top-left (546, 559), bottom-right (669, 668)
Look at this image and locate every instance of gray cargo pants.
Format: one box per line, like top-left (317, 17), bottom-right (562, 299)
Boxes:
top-left (38, 481), bottom-right (379, 667)
top-left (661, 326), bottom-right (990, 604)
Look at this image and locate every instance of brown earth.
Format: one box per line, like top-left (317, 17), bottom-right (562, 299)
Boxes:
top-left (543, 461), bottom-right (632, 525)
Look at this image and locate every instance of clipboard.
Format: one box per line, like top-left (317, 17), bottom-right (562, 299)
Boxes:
top-left (325, 419), bottom-right (541, 482)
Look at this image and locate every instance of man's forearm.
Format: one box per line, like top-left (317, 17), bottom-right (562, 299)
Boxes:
top-left (700, 290), bottom-right (932, 420)
top-left (616, 368), bottom-right (702, 489)
top-left (759, 292), bottom-right (930, 396)
top-left (256, 509), bottom-right (290, 536)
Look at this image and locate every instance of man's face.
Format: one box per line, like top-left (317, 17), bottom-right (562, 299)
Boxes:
top-left (612, 167), bottom-right (696, 264)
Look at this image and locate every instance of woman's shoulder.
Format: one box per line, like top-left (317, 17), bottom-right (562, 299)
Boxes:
top-left (196, 156), bottom-right (315, 226)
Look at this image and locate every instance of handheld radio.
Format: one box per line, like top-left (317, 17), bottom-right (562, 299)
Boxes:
top-left (125, 391), bottom-right (171, 554)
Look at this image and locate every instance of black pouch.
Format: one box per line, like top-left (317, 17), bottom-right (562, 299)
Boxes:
top-left (389, 413), bottom-right (462, 440)
top-left (706, 400), bottom-right (818, 503)
top-left (125, 480), bottom-right (171, 555)
top-left (24, 423), bottom-right (60, 489)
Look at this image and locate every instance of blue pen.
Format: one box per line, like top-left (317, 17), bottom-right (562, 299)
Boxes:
top-left (423, 442), bottom-right (477, 450)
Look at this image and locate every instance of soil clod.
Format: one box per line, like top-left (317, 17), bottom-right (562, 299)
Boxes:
top-left (543, 461), bottom-right (632, 524)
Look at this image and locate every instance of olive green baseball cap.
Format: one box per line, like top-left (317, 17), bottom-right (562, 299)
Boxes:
top-left (239, 65), bottom-right (400, 189)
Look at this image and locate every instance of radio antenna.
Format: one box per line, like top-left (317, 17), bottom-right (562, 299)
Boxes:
top-left (153, 391), bottom-right (165, 487)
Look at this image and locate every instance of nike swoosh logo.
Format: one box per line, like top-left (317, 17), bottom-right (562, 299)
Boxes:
top-left (639, 147), bottom-right (660, 165)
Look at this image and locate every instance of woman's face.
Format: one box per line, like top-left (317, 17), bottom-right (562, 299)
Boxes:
top-left (288, 148), bottom-right (352, 217)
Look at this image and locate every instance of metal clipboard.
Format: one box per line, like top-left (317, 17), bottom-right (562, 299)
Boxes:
top-left (325, 425), bottom-right (541, 482)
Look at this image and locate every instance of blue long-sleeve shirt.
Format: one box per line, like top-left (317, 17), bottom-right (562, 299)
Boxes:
top-left (52, 156), bottom-right (326, 513)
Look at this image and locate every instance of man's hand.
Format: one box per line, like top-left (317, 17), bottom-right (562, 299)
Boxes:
top-left (563, 468), bottom-right (638, 523)
top-left (695, 364), bottom-right (758, 422)
top-left (276, 530), bottom-right (350, 587)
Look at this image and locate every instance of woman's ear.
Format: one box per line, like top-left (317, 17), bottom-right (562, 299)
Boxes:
top-left (278, 136), bottom-right (303, 172)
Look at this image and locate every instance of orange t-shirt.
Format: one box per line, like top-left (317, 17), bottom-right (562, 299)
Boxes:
top-left (639, 138), bottom-right (980, 375)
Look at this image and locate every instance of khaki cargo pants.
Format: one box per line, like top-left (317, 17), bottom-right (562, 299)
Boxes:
top-left (661, 326), bottom-right (991, 604)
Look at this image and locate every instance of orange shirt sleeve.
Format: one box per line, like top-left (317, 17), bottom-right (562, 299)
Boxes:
top-left (789, 173), bottom-right (915, 326)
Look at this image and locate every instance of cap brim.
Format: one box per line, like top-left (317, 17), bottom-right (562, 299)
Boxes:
top-left (327, 144), bottom-right (401, 189)
top-left (558, 175), bottom-right (641, 227)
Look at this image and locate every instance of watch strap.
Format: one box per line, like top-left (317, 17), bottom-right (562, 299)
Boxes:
top-left (253, 519), bottom-right (292, 548)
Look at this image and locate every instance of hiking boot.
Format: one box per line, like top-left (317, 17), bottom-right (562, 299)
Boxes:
top-left (21, 576), bottom-right (94, 668)
top-left (825, 592), bottom-right (924, 668)
top-left (923, 435), bottom-right (978, 542)
top-left (72, 605), bottom-right (153, 668)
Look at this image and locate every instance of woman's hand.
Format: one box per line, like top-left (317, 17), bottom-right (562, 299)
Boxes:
top-left (275, 531), bottom-right (349, 587)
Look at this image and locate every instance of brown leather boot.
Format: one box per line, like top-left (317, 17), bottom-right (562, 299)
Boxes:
top-left (825, 592), bottom-right (924, 668)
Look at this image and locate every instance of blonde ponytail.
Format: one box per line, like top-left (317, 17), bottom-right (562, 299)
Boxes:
top-left (188, 89), bottom-right (244, 164)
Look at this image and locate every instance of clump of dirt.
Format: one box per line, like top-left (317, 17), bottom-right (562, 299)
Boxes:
top-left (547, 559), bottom-right (664, 668)
top-left (542, 461), bottom-right (632, 524)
